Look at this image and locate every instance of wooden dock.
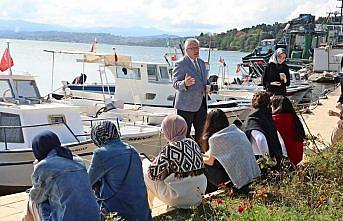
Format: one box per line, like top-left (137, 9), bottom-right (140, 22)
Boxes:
top-left (0, 86), bottom-right (340, 220)
top-left (0, 191), bottom-right (175, 220)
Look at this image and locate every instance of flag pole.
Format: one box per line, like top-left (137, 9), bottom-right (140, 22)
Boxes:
top-left (6, 40), bottom-right (12, 75)
top-left (50, 51), bottom-right (55, 97)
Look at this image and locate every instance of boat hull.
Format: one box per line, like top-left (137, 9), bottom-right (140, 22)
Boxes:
top-left (0, 134), bottom-right (164, 195)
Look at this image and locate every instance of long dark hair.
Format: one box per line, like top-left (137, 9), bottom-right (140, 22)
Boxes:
top-left (271, 96), bottom-right (306, 141)
top-left (199, 109), bottom-right (229, 152)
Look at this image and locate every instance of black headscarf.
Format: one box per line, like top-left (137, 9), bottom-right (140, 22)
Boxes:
top-left (32, 131), bottom-right (73, 161)
top-left (91, 120), bottom-right (120, 147)
top-left (243, 106), bottom-right (283, 162)
top-left (271, 96), bottom-right (306, 141)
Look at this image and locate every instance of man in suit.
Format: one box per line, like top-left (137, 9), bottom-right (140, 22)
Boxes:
top-left (172, 38), bottom-right (209, 143)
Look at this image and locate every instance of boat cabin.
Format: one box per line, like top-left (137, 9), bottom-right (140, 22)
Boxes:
top-left (0, 74), bottom-right (85, 150)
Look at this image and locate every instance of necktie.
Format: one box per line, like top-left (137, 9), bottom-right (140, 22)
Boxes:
top-left (194, 59), bottom-right (201, 73)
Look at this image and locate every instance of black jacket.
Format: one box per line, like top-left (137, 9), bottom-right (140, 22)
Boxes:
top-left (262, 62), bottom-right (290, 95)
top-left (243, 106), bottom-right (283, 163)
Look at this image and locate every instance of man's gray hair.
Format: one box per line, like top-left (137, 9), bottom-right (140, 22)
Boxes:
top-left (184, 38), bottom-right (200, 50)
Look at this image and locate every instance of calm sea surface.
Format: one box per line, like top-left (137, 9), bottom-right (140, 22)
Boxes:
top-left (0, 38), bottom-right (336, 101)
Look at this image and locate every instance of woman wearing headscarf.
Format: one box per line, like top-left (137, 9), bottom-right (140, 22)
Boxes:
top-left (200, 109), bottom-right (260, 193)
top-left (243, 91), bottom-right (283, 167)
top-left (142, 115), bottom-right (207, 209)
top-left (262, 48), bottom-right (290, 96)
top-left (25, 131), bottom-right (100, 221)
top-left (88, 121), bottom-right (152, 221)
top-left (271, 96), bottom-right (305, 166)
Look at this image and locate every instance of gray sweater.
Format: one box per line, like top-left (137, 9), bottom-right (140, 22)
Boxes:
top-left (208, 125), bottom-right (261, 189)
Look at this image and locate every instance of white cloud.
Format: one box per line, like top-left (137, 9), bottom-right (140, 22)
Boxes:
top-left (0, 0), bottom-right (337, 35)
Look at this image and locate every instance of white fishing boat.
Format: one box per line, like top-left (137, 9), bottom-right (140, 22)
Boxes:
top-left (0, 73), bottom-right (162, 194)
top-left (51, 50), bottom-right (252, 125)
top-left (215, 69), bottom-right (312, 103)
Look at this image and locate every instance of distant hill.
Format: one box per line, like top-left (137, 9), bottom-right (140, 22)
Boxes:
top-left (0, 30), bottom-right (185, 47)
top-left (0, 19), bottom-right (186, 47)
top-left (0, 19), bottom-right (182, 37)
top-left (198, 22), bottom-right (287, 52)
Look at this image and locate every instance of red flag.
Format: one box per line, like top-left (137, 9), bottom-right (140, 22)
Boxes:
top-left (171, 53), bottom-right (177, 61)
top-left (0, 48), bottom-right (14, 72)
top-left (236, 64), bottom-right (241, 73)
top-left (219, 56), bottom-right (223, 63)
top-left (114, 53), bottom-right (118, 62)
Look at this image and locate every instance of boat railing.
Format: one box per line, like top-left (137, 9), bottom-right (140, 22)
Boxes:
top-left (0, 121), bottom-right (82, 150)
top-left (82, 117), bottom-right (122, 137)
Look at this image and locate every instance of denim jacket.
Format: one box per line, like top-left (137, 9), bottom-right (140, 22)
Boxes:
top-left (30, 149), bottom-right (100, 221)
top-left (88, 139), bottom-right (152, 221)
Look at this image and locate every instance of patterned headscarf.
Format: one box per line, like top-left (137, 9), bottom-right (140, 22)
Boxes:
top-left (91, 120), bottom-right (120, 147)
top-left (269, 48), bottom-right (287, 64)
top-left (161, 115), bottom-right (187, 142)
top-left (32, 130), bottom-right (73, 161)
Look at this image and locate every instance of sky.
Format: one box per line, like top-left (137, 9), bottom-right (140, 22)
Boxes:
top-left (0, 0), bottom-right (339, 35)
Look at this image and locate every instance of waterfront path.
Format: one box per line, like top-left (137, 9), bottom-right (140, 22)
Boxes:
top-left (300, 85), bottom-right (340, 148)
top-left (0, 86), bottom-right (340, 220)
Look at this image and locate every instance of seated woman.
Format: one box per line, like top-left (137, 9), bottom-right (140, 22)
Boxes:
top-left (200, 109), bottom-right (260, 193)
top-left (25, 131), bottom-right (100, 221)
top-left (142, 115), bottom-right (207, 209)
top-left (271, 96), bottom-right (306, 166)
top-left (88, 121), bottom-right (152, 221)
top-left (243, 91), bottom-right (283, 167)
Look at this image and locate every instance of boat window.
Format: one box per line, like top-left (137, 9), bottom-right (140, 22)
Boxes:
top-left (0, 112), bottom-right (24, 143)
top-left (294, 73), bottom-right (300, 80)
top-left (145, 93), bottom-right (156, 100)
top-left (48, 115), bottom-right (66, 125)
top-left (159, 66), bottom-right (170, 80)
top-left (0, 80), bottom-right (13, 100)
top-left (147, 65), bottom-right (158, 81)
top-left (116, 66), bottom-right (141, 79)
top-left (13, 80), bottom-right (40, 98)
top-left (167, 95), bottom-right (175, 101)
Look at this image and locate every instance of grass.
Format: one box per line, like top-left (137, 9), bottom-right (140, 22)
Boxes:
top-left (153, 143), bottom-right (343, 221)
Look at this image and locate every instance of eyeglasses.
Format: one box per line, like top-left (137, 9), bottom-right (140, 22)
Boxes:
top-left (186, 47), bottom-right (200, 51)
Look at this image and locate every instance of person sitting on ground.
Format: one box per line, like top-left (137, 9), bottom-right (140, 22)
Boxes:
top-left (200, 109), bottom-right (260, 193)
top-left (88, 121), bottom-right (152, 221)
top-left (329, 103), bottom-right (343, 146)
top-left (243, 91), bottom-right (283, 168)
top-left (24, 131), bottom-right (100, 221)
top-left (72, 73), bottom-right (87, 84)
top-left (142, 114), bottom-right (207, 209)
top-left (271, 96), bottom-right (306, 166)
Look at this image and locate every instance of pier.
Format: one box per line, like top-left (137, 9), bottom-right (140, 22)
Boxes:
top-left (0, 86), bottom-right (340, 220)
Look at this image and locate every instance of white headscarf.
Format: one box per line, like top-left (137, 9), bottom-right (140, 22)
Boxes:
top-left (269, 48), bottom-right (287, 64)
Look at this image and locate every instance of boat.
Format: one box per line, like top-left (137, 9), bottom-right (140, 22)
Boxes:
top-left (307, 71), bottom-right (340, 83)
top-left (215, 58), bottom-right (313, 103)
top-left (51, 50), bottom-right (252, 125)
top-left (242, 39), bottom-right (276, 64)
top-left (0, 73), bottom-right (162, 195)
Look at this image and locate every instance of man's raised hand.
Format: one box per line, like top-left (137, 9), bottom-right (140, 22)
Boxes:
top-left (184, 73), bottom-right (196, 87)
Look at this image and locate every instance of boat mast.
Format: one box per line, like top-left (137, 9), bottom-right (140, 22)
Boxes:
top-left (50, 51), bottom-right (55, 94)
top-left (6, 40), bottom-right (12, 75)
